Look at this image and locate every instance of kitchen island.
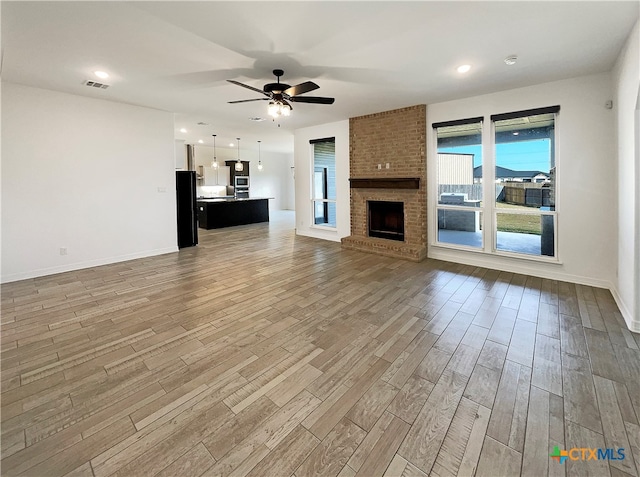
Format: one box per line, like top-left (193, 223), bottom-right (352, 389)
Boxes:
top-left (197, 197), bottom-right (271, 229)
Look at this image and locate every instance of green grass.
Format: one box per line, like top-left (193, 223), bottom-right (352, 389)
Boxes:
top-left (495, 202), bottom-right (541, 235)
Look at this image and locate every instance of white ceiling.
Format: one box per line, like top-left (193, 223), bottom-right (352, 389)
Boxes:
top-left (2, 1), bottom-right (638, 154)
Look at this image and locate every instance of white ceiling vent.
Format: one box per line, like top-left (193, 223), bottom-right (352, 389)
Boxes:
top-left (84, 80), bottom-right (109, 89)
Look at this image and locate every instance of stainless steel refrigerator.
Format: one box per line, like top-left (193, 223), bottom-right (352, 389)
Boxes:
top-left (176, 171), bottom-right (198, 248)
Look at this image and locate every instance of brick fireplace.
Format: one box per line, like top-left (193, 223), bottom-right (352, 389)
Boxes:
top-left (341, 105), bottom-right (427, 261)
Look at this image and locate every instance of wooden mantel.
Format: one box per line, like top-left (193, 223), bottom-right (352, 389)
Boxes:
top-left (349, 178), bottom-right (420, 190)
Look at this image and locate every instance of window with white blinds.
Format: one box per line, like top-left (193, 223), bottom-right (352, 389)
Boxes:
top-left (311, 138), bottom-right (336, 228)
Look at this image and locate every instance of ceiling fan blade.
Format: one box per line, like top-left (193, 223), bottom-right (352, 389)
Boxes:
top-left (227, 79), bottom-right (267, 96)
top-left (228, 98), bottom-right (270, 104)
top-left (284, 81), bottom-right (319, 97)
top-left (290, 96), bottom-right (335, 105)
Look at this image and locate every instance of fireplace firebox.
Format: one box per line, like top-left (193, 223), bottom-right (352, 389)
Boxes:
top-left (368, 201), bottom-right (404, 241)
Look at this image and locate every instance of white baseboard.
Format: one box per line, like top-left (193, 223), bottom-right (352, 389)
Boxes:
top-left (428, 247), bottom-right (612, 289)
top-left (295, 228), bottom-right (345, 243)
top-left (1, 247), bottom-right (179, 284)
top-left (610, 287), bottom-right (640, 333)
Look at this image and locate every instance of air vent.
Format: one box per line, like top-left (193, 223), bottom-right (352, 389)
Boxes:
top-left (84, 80), bottom-right (109, 89)
top-left (197, 122), bottom-right (210, 126)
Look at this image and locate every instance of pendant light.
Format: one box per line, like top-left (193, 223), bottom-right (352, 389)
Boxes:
top-left (257, 140), bottom-right (263, 171)
top-left (235, 138), bottom-right (243, 172)
top-left (211, 134), bottom-right (218, 169)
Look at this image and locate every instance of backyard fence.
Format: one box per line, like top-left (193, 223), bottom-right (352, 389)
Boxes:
top-left (439, 184), bottom-right (551, 207)
top-left (501, 185), bottom-right (551, 207)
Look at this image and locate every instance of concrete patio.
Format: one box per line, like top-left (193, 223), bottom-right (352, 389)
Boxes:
top-left (438, 229), bottom-right (544, 255)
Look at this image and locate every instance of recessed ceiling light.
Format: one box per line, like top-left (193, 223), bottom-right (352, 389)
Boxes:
top-left (179, 128), bottom-right (187, 133)
top-left (229, 143), bottom-right (234, 147)
top-left (198, 139), bottom-right (204, 144)
top-left (457, 64), bottom-right (471, 74)
top-left (504, 55), bottom-right (518, 66)
top-left (94, 71), bottom-right (109, 79)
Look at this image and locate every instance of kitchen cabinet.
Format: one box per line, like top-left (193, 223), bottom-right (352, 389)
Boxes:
top-left (197, 198), bottom-right (269, 229)
top-left (202, 165), bottom-right (230, 186)
top-left (226, 161), bottom-right (250, 187)
top-left (219, 166), bottom-right (230, 186)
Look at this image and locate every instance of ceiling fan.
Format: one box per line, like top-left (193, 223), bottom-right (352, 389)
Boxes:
top-left (227, 69), bottom-right (335, 117)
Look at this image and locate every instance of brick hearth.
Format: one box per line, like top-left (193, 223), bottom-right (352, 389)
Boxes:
top-left (341, 105), bottom-right (427, 261)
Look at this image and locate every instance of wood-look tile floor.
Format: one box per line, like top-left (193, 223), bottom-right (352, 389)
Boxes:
top-left (2, 211), bottom-right (639, 477)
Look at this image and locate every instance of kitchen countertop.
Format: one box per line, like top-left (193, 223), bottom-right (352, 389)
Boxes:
top-left (197, 197), bottom-right (273, 203)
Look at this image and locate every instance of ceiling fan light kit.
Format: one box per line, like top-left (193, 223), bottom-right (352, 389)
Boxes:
top-left (268, 100), bottom-right (291, 118)
top-left (228, 69), bottom-right (334, 120)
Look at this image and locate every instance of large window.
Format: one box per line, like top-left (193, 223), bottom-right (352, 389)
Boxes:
top-left (432, 106), bottom-right (559, 260)
top-left (435, 118), bottom-right (483, 249)
top-left (311, 137), bottom-right (336, 228)
top-left (493, 107), bottom-right (558, 257)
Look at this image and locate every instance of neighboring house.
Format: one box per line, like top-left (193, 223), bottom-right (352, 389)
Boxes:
top-left (473, 165), bottom-right (550, 183)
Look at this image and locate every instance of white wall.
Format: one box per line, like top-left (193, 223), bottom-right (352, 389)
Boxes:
top-left (191, 144), bottom-right (293, 210)
top-left (175, 139), bottom-right (186, 169)
top-left (1, 83), bottom-right (177, 283)
top-left (294, 120), bottom-right (350, 242)
top-left (612, 19), bottom-right (640, 332)
top-left (283, 152), bottom-right (295, 211)
top-left (428, 73), bottom-right (618, 291)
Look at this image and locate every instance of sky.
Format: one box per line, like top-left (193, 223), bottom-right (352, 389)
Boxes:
top-left (440, 139), bottom-right (552, 173)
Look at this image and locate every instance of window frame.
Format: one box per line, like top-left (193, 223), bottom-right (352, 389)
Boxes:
top-left (310, 137), bottom-right (337, 230)
top-left (433, 118), bottom-right (485, 252)
top-left (491, 107), bottom-right (559, 262)
top-left (430, 106), bottom-right (561, 263)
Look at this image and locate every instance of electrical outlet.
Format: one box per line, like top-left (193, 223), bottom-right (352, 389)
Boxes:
top-left (60, 247), bottom-right (67, 256)
top-left (377, 164), bottom-right (382, 170)
top-left (386, 163), bottom-right (390, 169)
